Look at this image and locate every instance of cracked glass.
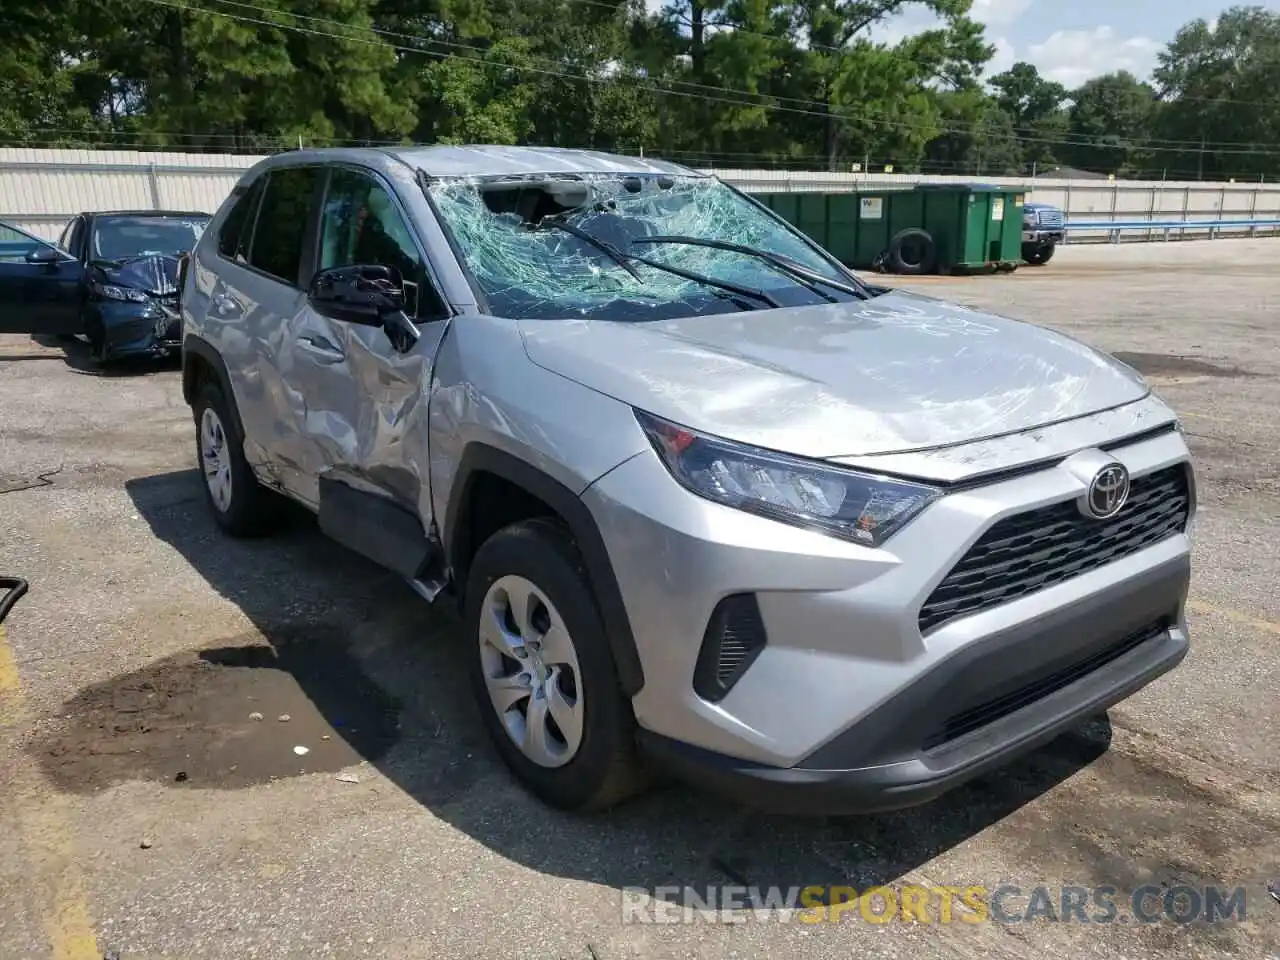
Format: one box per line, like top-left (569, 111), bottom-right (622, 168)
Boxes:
top-left (426, 174), bottom-right (858, 321)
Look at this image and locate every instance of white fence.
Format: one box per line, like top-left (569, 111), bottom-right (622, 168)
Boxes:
top-left (3, 147), bottom-right (1279, 244)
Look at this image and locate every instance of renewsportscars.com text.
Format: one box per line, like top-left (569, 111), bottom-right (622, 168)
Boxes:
top-left (621, 884), bottom-right (1249, 925)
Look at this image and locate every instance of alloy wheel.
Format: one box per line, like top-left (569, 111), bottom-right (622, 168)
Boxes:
top-left (478, 574), bottom-right (585, 768)
top-left (200, 406), bottom-right (233, 513)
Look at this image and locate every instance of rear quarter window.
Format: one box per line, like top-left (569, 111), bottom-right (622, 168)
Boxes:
top-left (246, 167), bottom-right (323, 286)
top-left (217, 178), bottom-right (266, 264)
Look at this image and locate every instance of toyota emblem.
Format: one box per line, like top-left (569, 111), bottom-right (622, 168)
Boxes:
top-left (1083, 463), bottom-right (1130, 519)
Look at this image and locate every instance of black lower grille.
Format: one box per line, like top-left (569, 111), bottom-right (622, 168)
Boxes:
top-left (922, 618), bottom-right (1170, 750)
top-left (919, 465), bottom-right (1191, 633)
top-left (692, 594), bottom-right (767, 703)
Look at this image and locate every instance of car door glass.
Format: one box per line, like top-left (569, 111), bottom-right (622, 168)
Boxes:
top-left (218, 177), bottom-right (265, 265)
top-left (318, 169), bottom-right (438, 317)
top-left (248, 167), bottom-right (321, 285)
top-left (0, 223), bottom-right (50, 262)
top-left (68, 218), bottom-right (86, 259)
top-left (57, 219), bottom-right (76, 253)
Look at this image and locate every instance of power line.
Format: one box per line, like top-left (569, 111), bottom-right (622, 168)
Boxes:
top-left (137, 0), bottom-right (1280, 157)
top-left (209, 0), bottom-right (1280, 152)
top-left (204, 0), bottom-right (1278, 152)
top-left (595, 0), bottom-right (1280, 109)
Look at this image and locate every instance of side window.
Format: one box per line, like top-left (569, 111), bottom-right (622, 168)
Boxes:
top-left (0, 223), bottom-right (48, 262)
top-left (217, 177), bottom-right (265, 264)
top-left (247, 167), bottom-right (321, 285)
top-left (58, 218), bottom-right (78, 254)
top-left (67, 218), bottom-right (86, 259)
top-left (318, 168), bottom-right (445, 318)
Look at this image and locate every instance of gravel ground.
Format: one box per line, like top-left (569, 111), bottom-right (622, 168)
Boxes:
top-left (0, 238), bottom-right (1277, 960)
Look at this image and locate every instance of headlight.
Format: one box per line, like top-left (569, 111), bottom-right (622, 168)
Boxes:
top-left (636, 410), bottom-right (940, 547)
top-left (93, 283), bottom-right (150, 303)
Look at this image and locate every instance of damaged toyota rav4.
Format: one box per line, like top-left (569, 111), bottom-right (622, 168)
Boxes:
top-left (180, 146), bottom-right (1195, 814)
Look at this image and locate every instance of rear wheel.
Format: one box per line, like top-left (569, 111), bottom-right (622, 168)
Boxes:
top-left (192, 380), bottom-right (279, 537)
top-left (465, 518), bottom-right (648, 811)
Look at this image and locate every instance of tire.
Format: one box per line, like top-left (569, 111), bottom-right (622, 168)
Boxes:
top-left (465, 518), bottom-right (648, 812)
top-left (886, 228), bottom-right (938, 275)
top-left (191, 379), bottom-right (279, 537)
top-left (1023, 242), bottom-right (1055, 266)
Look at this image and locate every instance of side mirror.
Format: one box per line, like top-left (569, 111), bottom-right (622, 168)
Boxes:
top-left (308, 264), bottom-right (407, 326)
top-left (307, 264), bottom-right (420, 352)
top-left (25, 246), bottom-right (62, 266)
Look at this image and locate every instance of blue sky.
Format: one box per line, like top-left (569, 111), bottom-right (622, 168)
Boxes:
top-left (646, 0), bottom-right (1236, 89)
top-left (884, 0), bottom-right (1233, 88)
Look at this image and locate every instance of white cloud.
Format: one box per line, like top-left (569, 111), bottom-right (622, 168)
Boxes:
top-left (1027, 26), bottom-right (1161, 87)
top-left (986, 36), bottom-right (1017, 76)
top-left (969, 0), bottom-right (1033, 28)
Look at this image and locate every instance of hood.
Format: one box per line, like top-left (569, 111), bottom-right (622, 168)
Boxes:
top-left (519, 289), bottom-right (1149, 459)
top-left (94, 254), bottom-right (181, 298)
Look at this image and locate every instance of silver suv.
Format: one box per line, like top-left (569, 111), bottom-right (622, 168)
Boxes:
top-left (181, 146), bottom-right (1195, 814)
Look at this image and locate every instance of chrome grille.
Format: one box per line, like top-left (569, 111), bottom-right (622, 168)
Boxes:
top-left (1037, 208), bottom-right (1065, 229)
top-left (918, 465), bottom-right (1191, 634)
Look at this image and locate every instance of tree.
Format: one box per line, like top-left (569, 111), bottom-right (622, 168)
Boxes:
top-left (988, 61), bottom-right (1068, 169)
top-left (1064, 71), bottom-right (1158, 175)
top-left (921, 88), bottom-right (1020, 175)
top-left (783, 0), bottom-right (993, 170)
top-left (1154, 5), bottom-right (1280, 179)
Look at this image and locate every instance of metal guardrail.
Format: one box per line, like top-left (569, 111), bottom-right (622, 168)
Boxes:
top-left (1066, 217), bottom-right (1280, 230)
top-left (1064, 217), bottom-right (1280, 241)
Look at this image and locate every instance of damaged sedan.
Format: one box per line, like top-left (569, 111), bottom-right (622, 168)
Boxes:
top-left (0, 210), bottom-right (209, 363)
top-left (180, 147), bottom-right (1195, 815)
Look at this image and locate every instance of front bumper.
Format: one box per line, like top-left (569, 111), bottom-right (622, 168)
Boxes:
top-left (91, 300), bottom-right (182, 359)
top-left (1022, 229), bottom-right (1065, 244)
top-left (585, 425), bottom-right (1193, 812)
top-left (639, 566), bottom-right (1187, 814)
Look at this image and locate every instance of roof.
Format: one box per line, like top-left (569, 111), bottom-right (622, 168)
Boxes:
top-left (386, 144), bottom-right (701, 179)
top-left (83, 209), bottom-right (212, 219)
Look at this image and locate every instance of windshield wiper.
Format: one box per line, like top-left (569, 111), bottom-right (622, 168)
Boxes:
top-left (633, 236), bottom-right (868, 301)
top-left (536, 218), bottom-right (781, 309)
top-left (535, 219), bottom-right (643, 281)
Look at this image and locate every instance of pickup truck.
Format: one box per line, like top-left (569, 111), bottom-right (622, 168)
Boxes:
top-left (1022, 202), bottom-right (1065, 265)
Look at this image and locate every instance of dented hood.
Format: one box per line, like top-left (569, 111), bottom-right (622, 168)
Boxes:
top-left (519, 289), bottom-right (1150, 459)
top-left (93, 255), bottom-right (181, 298)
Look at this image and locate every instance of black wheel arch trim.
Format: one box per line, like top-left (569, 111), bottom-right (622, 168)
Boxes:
top-left (444, 443), bottom-right (646, 697)
top-left (182, 335), bottom-right (247, 443)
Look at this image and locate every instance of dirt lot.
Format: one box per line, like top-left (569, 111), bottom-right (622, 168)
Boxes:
top-left (1, 239), bottom-right (1277, 960)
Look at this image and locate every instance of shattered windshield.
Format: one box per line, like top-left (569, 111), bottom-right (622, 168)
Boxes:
top-left (92, 216), bottom-right (209, 262)
top-left (427, 174), bottom-right (860, 321)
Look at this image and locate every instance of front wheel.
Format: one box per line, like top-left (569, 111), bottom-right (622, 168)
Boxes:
top-left (1022, 242), bottom-right (1055, 266)
top-left (465, 518), bottom-right (648, 812)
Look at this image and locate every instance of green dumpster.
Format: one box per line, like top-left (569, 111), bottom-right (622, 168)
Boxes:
top-left (753, 183), bottom-right (1025, 275)
top-left (911, 183), bottom-right (1023, 272)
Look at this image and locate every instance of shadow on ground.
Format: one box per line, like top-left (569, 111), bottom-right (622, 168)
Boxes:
top-left (32, 467), bottom-right (1127, 899)
top-left (24, 333), bottom-right (180, 377)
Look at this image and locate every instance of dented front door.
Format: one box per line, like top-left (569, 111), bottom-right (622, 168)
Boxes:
top-left (281, 165), bottom-right (453, 521)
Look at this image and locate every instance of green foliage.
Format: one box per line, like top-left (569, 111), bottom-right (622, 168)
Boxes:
top-left (0, 1), bottom-right (1276, 179)
top-left (1063, 71), bottom-right (1158, 176)
top-left (1153, 5), bottom-right (1280, 179)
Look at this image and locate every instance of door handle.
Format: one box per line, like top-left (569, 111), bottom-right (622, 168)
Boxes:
top-left (212, 293), bottom-right (239, 317)
top-left (296, 334), bottom-right (345, 364)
